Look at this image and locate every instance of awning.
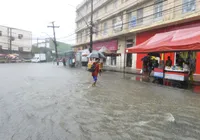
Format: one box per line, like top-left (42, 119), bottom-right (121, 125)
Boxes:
top-left (98, 46), bottom-right (121, 56)
top-left (126, 26), bottom-right (200, 53)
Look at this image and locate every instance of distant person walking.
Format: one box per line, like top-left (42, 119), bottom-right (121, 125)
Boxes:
top-left (62, 57), bottom-right (66, 66)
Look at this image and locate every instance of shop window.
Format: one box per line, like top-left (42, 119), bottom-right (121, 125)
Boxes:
top-left (111, 56), bottom-right (116, 66)
top-left (154, 0), bottom-right (163, 19)
top-left (137, 8), bottom-right (143, 25)
top-left (182, 0), bottom-right (195, 13)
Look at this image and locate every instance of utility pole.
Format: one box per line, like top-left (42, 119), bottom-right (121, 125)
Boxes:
top-left (89, 0), bottom-right (93, 53)
top-left (37, 38), bottom-right (39, 48)
top-left (47, 21), bottom-right (60, 65)
top-left (9, 28), bottom-right (12, 54)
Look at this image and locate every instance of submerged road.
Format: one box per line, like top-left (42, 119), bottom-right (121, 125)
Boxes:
top-left (0, 63), bottom-right (200, 140)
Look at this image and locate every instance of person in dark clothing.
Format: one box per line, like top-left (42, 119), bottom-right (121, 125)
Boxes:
top-left (166, 56), bottom-right (172, 67)
top-left (62, 57), bottom-right (66, 66)
top-left (176, 54), bottom-right (184, 67)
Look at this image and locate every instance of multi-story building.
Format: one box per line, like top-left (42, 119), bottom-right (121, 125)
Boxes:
top-left (74, 0), bottom-right (200, 70)
top-left (0, 25), bottom-right (32, 57)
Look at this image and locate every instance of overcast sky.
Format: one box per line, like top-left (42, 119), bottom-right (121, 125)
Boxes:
top-left (0, 0), bottom-right (82, 44)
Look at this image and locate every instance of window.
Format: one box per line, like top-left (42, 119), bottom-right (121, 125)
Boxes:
top-left (137, 8), bottom-right (143, 25)
top-left (154, 0), bottom-right (163, 19)
top-left (18, 34), bottom-right (23, 39)
top-left (84, 30), bottom-right (87, 41)
top-left (113, 16), bottom-right (123, 32)
top-left (95, 11), bottom-right (99, 19)
top-left (104, 5), bottom-right (107, 13)
top-left (113, 0), bottom-right (118, 8)
top-left (112, 18), bottom-right (117, 29)
top-left (128, 12), bottom-right (137, 29)
top-left (0, 31), bottom-right (2, 36)
top-left (95, 24), bottom-right (99, 37)
top-left (80, 32), bottom-right (82, 42)
top-left (103, 22), bottom-right (108, 35)
top-left (182, 0), bottom-right (195, 13)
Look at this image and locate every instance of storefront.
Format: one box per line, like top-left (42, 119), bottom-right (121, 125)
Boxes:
top-left (136, 20), bottom-right (200, 69)
top-left (135, 20), bottom-right (200, 81)
top-left (127, 22), bottom-right (200, 83)
top-left (93, 40), bottom-right (118, 66)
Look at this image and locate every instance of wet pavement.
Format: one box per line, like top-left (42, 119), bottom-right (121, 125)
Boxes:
top-left (0, 63), bottom-right (200, 140)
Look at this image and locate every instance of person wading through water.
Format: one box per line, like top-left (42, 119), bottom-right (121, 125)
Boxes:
top-left (91, 58), bottom-right (100, 87)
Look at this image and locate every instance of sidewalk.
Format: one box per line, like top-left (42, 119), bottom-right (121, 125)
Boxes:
top-left (103, 66), bottom-right (141, 75)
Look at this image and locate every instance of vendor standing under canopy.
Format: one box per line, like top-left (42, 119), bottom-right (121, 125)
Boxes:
top-left (166, 56), bottom-right (172, 67)
top-left (176, 54), bottom-right (185, 67)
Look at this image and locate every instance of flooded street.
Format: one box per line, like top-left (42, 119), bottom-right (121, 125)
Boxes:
top-left (0, 63), bottom-right (200, 140)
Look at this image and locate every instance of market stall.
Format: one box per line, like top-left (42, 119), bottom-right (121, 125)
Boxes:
top-left (126, 26), bottom-right (200, 87)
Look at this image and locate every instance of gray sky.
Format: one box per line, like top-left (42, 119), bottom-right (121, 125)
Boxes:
top-left (0, 0), bottom-right (82, 44)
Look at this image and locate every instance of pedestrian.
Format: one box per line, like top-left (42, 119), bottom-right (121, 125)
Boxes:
top-left (62, 57), bottom-right (66, 66)
top-left (91, 58), bottom-right (100, 87)
top-left (166, 56), bottom-right (172, 67)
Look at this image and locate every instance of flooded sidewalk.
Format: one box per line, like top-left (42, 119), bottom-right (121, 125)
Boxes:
top-left (0, 63), bottom-right (200, 140)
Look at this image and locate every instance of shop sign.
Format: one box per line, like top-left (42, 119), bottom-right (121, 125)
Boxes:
top-left (93, 40), bottom-right (118, 51)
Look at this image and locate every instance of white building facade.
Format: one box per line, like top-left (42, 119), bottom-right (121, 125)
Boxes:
top-left (74, 0), bottom-right (200, 70)
top-left (0, 25), bottom-right (32, 54)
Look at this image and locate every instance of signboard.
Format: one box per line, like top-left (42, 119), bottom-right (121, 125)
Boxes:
top-left (130, 16), bottom-right (137, 28)
top-left (93, 40), bottom-right (118, 51)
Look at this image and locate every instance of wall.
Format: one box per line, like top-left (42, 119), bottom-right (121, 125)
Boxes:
top-left (0, 26), bottom-right (9, 50)
top-left (117, 37), bottom-right (126, 68)
top-left (0, 26), bottom-right (32, 53)
top-left (12, 29), bottom-right (32, 52)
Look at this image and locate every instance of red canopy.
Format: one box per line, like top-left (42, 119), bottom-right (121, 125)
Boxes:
top-left (126, 26), bottom-right (200, 53)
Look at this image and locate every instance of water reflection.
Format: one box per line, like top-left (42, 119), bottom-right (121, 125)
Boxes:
top-left (123, 73), bottom-right (200, 94)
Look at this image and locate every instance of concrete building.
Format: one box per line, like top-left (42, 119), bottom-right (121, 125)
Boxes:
top-left (74, 0), bottom-right (200, 71)
top-left (0, 25), bottom-right (32, 57)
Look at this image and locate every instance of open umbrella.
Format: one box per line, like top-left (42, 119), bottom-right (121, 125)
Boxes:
top-left (87, 50), bottom-right (106, 58)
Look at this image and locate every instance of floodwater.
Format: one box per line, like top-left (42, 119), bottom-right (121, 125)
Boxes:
top-left (0, 63), bottom-right (200, 140)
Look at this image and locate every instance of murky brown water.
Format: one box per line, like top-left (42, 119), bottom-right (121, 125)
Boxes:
top-left (0, 63), bottom-right (200, 140)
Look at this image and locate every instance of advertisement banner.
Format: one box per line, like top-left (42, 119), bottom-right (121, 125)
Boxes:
top-left (93, 40), bottom-right (118, 51)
